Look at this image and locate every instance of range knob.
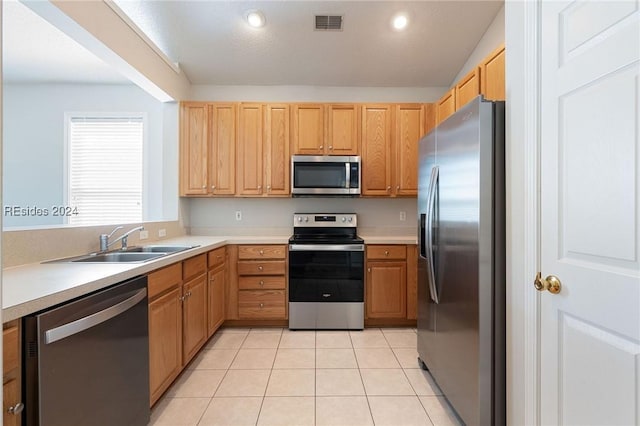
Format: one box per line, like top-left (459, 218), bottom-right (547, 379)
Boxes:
top-left (297, 216), bottom-right (303, 222)
top-left (348, 217), bottom-right (353, 222)
top-left (304, 216), bottom-right (309, 222)
top-left (341, 217), bottom-right (347, 223)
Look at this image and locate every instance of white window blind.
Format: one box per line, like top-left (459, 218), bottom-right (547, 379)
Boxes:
top-left (68, 116), bottom-right (143, 225)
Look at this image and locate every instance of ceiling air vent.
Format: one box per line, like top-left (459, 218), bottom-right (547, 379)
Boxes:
top-left (315, 15), bottom-right (343, 31)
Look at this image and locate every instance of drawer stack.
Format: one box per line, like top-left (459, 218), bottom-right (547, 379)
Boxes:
top-left (237, 245), bottom-right (287, 319)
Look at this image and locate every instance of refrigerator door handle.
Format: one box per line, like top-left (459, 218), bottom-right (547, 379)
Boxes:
top-left (426, 166), bottom-right (440, 304)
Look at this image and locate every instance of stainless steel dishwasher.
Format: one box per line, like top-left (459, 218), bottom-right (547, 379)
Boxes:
top-left (23, 275), bottom-right (149, 426)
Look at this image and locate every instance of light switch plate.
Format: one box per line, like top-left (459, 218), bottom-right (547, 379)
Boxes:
top-left (400, 211), bottom-right (406, 221)
top-left (139, 230), bottom-right (149, 240)
top-left (158, 229), bottom-right (167, 237)
top-left (235, 211), bottom-right (242, 221)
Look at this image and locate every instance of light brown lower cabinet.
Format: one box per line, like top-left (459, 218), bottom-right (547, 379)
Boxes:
top-left (182, 272), bottom-right (208, 364)
top-left (3, 320), bottom-right (22, 426)
top-left (366, 245), bottom-right (417, 321)
top-left (148, 264), bottom-right (183, 406)
top-left (207, 246), bottom-right (227, 337)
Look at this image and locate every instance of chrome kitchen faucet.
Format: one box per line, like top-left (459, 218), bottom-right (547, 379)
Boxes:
top-left (99, 225), bottom-right (144, 251)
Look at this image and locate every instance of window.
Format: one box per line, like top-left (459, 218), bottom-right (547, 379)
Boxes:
top-left (67, 115), bottom-right (144, 225)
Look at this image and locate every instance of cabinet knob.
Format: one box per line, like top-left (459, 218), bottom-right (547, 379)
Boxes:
top-left (329, 145), bottom-right (333, 150)
top-left (260, 280), bottom-right (265, 286)
top-left (210, 277), bottom-right (215, 283)
top-left (319, 145), bottom-right (324, 149)
top-left (367, 267), bottom-right (371, 273)
top-left (396, 185), bottom-right (400, 190)
top-left (180, 295), bottom-right (185, 302)
top-left (387, 186), bottom-right (391, 192)
top-left (267, 185), bottom-right (271, 191)
top-left (258, 265), bottom-right (263, 271)
top-left (202, 185), bottom-right (206, 189)
top-left (258, 185), bottom-right (262, 190)
top-left (211, 185), bottom-right (216, 190)
top-left (7, 402), bottom-right (24, 415)
top-left (259, 303), bottom-right (264, 308)
top-left (385, 250), bottom-right (389, 256)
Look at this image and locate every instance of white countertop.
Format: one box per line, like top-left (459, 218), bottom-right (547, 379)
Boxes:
top-left (2, 234), bottom-right (416, 322)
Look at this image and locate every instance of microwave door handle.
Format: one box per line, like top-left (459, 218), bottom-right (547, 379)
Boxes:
top-left (426, 166), bottom-right (440, 304)
top-left (345, 163), bottom-right (351, 189)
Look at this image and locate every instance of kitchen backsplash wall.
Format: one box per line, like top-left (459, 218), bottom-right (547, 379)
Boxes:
top-left (3, 220), bottom-right (186, 268)
top-left (188, 197), bottom-right (418, 237)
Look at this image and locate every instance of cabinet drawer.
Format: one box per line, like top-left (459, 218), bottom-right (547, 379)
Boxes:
top-left (237, 260), bottom-right (286, 276)
top-left (238, 290), bottom-right (286, 319)
top-left (238, 245), bottom-right (286, 260)
top-left (2, 325), bottom-right (19, 374)
top-left (148, 263), bottom-right (182, 299)
top-left (183, 254), bottom-right (207, 281)
top-left (367, 245), bottom-right (407, 260)
top-left (208, 247), bottom-right (226, 269)
top-left (238, 276), bottom-right (286, 290)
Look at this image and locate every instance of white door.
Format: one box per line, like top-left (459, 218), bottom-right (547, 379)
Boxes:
top-left (540, 1), bottom-right (640, 425)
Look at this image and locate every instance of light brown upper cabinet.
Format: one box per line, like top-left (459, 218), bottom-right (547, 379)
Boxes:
top-left (237, 103), bottom-right (264, 196)
top-left (180, 102), bottom-right (208, 195)
top-left (436, 88), bottom-right (456, 125)
top-left (361, 104), bottom-right (393, 196)
top-left (424, 103), bottom-right (436, 135)
top-left (292, 104), bottom-right (359, 155)
top-left (237, 104), bottom-right (290, 196)
top-left (179, 102), bottom-right (236, 196)
top-left (481, 43), bottom-right (505, 101)
top-left (326, 104), bottom-right (360, 155)
top-left (455, 67), bottom-right (481, 110)
top-left (394, 104), bottom-right (424, 196)
top-left (208, 103), bottom-right (237, 195)
top-left (291, 104), bottom-right (325, 155)
top-left (362, 104), bottom-right (424, 197)
top-left (264, 104), bottom-right (291, 196)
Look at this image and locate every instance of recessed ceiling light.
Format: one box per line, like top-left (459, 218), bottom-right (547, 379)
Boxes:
top-left (246, 10), bottom-right (266, 28)
top-left (392, 14), bottom-right (408, 31)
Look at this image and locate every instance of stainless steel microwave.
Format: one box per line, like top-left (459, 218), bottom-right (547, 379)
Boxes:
top-left (291, 155), bottom-right (361, 196)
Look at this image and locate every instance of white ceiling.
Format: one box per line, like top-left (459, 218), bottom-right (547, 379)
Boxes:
top-left (2, 0), bottom-right (128, 84)
top-left (3, 0), bottom-right (503, 88)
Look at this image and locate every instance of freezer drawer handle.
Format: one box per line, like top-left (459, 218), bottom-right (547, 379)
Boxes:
top-left (44, 288), bottom-right (147, 345)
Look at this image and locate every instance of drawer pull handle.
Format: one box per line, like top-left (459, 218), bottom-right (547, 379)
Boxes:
top-left (260, 280), bottom-right (265, 286)
top-left (368, 267), bottom-right (371, 273)
top-left (260, 250), bottom-right (264, 255)
top-left (385, 250), bottom-right (389, 256)
top-left (258, 266), bottom-right (263, 271)
top-left (259, 303), bottom-right (264, 308)
top-left (8, 403), bottom-right (24, 415)
top-left (322, 293), bottom-right (331, 298)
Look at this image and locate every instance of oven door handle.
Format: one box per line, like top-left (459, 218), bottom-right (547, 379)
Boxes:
top-left (289, 244), bottom-right (365, 252)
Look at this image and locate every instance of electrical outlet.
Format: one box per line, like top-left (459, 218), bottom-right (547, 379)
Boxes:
top-left (158, 228), bottom-right (167, 237)
top-left (400, 211), bottom-right (407, 221)
top-left (139, 230), bottom-right (149, 240)
top-left (235, 211), bottom-right (242, 221)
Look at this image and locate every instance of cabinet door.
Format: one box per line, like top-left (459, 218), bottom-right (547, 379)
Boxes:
top-left (366, 261), bottom-right (407, 318)
top-left (180, 102), bottom-right (208, 195)
top-left (406, 245), bottom-right (418, 320)
top-left (436, 88), bottom-right (456, 125)
top-left (3, 379), bottom-right (20, 426)
top-left (327, 104), bottom-right (359, 155)
top-left (182, 274), bottom-right (208, 365)
top-left (149, 287), bottom-right (182, 405)
top-left (481, 43), bottom-right (505, 101)
top-left (237, 103), bottom-right (264, 195)
top-left (264, 104), bottom-right (290, 196)
top-left (208, 266), bottom-right (226, 337)
top-left (455, 67), bottom-right (481, 110)
top-left (209, 103), bottom-right (236, 195)
top-left (395, 104), bottom-right (424, 196)
top-left (361, 105), bottom-right (393, 196)
top-left (424, 103), bottom-right (436, 135)
top-left (292, 104), bottom-right (325, 155)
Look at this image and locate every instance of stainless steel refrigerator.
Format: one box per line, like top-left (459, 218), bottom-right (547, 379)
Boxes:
top-left (417, 95), bottom-right (505, 426)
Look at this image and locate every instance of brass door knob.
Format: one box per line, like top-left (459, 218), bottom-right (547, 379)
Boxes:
top-left (534, 272), bottom-right (562, 294)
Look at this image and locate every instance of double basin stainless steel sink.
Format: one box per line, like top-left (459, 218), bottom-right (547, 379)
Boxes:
top-left (48, 245), bottom-right (200, 263)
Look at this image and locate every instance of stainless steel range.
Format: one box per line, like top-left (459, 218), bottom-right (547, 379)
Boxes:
top-left (288, 213), bottom-right (364, 330)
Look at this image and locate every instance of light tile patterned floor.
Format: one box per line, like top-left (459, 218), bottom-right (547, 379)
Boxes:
top-left (149, 327), bottom-right (462, 426)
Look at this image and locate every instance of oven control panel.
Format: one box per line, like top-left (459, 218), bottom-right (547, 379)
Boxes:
top-left (293, 213), bottom-right (357, 227)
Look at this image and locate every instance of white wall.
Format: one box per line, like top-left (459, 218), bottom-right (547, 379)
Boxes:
top-left (188, 197), bottom-right (417, 237)
top-left (189, 85), bottom-right (448, 103)
top-left (451, 5), bottom-right (505, 86)
top-left (2, 83), bottom-right (178, 227)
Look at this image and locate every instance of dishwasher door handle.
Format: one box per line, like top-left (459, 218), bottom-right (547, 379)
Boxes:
top-left (44, 288), bottom-right (147, 344)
